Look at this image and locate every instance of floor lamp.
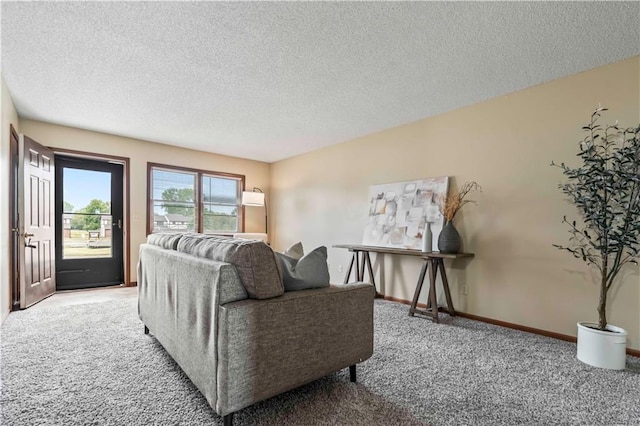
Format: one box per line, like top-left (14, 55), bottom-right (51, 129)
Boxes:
top-left (241, 187), bottom-right (268, 237)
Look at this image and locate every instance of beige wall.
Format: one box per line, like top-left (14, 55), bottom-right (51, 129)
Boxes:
top-left (5, 57), bottom-right (639, 349)
top-left (271, 56), bottom-right (640, 349)
top-left (19, 120), bottom-right (271, 284)
top-left (1, 72), bottom-right (20, 323)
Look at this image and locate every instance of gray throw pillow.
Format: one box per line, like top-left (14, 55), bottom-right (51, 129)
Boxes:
top-left (284, 241), bottom-right (304, 259)
top-left (276, 246), bottom-right (330, 291)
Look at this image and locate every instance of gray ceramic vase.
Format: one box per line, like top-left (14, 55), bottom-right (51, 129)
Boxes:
top-left (437, 220), bottom-right (461, 253)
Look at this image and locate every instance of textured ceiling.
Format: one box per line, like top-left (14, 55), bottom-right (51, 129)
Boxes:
top-left (1, 2), bottom-right (639, 163)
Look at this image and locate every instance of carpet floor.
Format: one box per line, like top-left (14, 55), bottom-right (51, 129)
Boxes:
top-left (1, 298), bottom-right (639, 425)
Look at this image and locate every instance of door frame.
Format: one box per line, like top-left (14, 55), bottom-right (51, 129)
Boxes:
top-left (51, 148), bottom-right (132, 288)
top-left (9, 124), bottom-right (19, 309)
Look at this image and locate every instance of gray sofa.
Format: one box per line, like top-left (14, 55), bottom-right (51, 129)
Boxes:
top-left (137, 233), bottom-right (374, 425)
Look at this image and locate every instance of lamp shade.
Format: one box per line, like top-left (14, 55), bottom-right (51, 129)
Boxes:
top-left (242, 191), bottom-right (265, 206)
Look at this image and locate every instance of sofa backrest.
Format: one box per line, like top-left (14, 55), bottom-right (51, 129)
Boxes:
top-left (146, 233), bottom-right (184, 250)
top-left (175, 234), bottom-right (284, 300)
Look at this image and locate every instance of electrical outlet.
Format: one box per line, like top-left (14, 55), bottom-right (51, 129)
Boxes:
top-left (461, 284), bottom-right (468, 295)
top-left (338, 264), bottom-right (344, 273)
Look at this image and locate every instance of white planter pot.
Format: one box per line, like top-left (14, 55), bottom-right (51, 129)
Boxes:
top-left (576, 322), bottom-right (627, 370)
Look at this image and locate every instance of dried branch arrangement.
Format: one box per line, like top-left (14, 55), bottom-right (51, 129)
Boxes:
top-left (440, 181), bottom-right (482, 222)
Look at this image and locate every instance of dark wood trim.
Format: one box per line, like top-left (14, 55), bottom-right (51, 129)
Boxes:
top-left (146, 163), bottom-right (152, 236)
top-left (146, 161), bottom-right (247, 181)
top-left (50, 148), bottom-right (132, 288)
top-left (378, 294), bottom-right (640, 358)
top-left (129, 281), bottom-right (137, 287)
top-left (241, 181), bottom-right (246, 236)
top-left (379, 294), bottom-right (423, 305)
top-left (8, 124), bottom-right (19, 311)
top-left (146, 162), bottom-right (246, 236)
top-left (50, 147), bottom-right (129, 163)
top-left (124, 158), bottom-right (131, 287)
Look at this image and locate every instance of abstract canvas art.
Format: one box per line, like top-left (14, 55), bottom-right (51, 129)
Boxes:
top-left (362, 177), bottom-right (449, 250)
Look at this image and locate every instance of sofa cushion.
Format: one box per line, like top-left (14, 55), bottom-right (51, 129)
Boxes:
top-left (146, 232), bottom-right (184, 250)
top-left (177, 234), bottom-right (284, 299)
top-left (284, 242), bottom-right (304, 259)
top-left (275, 246), bottom-right (330, 292)
top-left (233, 233), bottom-right (268, 242)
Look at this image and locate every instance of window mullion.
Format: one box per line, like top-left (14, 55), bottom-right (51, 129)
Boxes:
top-left (196, 172), bottom-right (202, 233)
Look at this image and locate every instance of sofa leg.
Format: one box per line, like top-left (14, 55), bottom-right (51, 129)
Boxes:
top-left (223, 413), bottom-right (233, 426)
top-left (144, 325), bottom-right (149, 335)
top-left (349, 365), bottom-right (356, 383)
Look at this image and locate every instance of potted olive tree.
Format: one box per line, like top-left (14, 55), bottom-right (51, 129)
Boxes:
top-left (552, 106), bottom-right (640, 370)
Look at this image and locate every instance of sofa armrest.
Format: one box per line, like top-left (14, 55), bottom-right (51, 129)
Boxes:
top-left (216, 282), bottom-right (374, 415)
top-left (138, 243), bottom-right (248, 412)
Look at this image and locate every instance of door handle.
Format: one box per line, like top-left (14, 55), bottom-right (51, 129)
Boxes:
top-left (22, 232), bottom-right (34, 238)
top-left (25, 237), bottom-right (36, 249)
top-left (113, 219), bottom-right (122, 230)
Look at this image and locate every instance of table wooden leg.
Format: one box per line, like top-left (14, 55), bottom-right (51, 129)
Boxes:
top-left (363, 251), bottom-right (380, 296)
top-left (428, 259), bottom-right (439, 323)
top-left (364, 252), bottom-right (375, 285)
top-left (438, 259), bottom-right (456, 316)
top-left (409, 260), bottom-right (428, 316)
top-left (426, 259), bottom-right (436, 313)
top-left (344, 253), bottom-right (356, 284)
top-left (358, 251), bottom-right (365, 281)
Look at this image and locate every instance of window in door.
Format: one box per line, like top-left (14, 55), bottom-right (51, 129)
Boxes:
top-left (62, 168), bottom-right (113, 259)
top-left (147, 163), bottom-right (244, 235)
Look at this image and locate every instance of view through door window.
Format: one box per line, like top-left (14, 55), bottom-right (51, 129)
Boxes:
top-left (62, 168), bottom-right (112, 259)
